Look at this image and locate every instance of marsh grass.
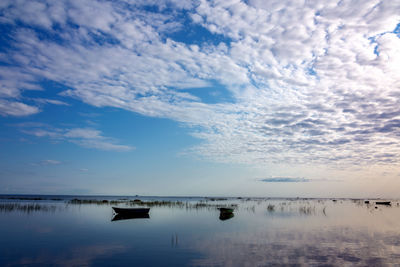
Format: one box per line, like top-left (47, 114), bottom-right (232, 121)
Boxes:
top-left (244, 205), bottom-right (256, 212)
top-left (206, 197), bottom-right (228, 201)
top-left (129, 200), bottom-right (237, 211)
top-left (69, 199), bottom-right (123, 205)
top-left (68, 199), bottom-right (186, 207)
top-left (299, 205), bottom-right (315, 215)
top-left (0, 196), bottom-right (62, 201)
top-left (0, 203), bottom-right (58, 213)
top-left (129, 200), bottom-right (186, 208)
top-left (264, 201), bottom-right (330, 216)
top-left (68, 198), bottom-right (237, 210)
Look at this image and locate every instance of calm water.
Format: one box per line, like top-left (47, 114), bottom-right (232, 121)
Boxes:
top-left (1, 195), bottom-right (400, 266)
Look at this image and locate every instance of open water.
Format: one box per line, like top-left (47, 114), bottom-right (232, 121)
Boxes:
top-left (1, 195), bottom-right (400, 266)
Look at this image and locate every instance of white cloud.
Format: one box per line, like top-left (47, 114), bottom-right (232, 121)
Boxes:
top-left (20, 125), bottom-right (134, 152)
top-left (187, 0), bottom-right (400, 166)
top-left (40, 159), bottom-right (62, 165)
top-left (64, 128), bottom-right (103, 139)
top-left (65, 128), bottom-right (133, 151)
top-left (33, 98), bottom-right (70, 106)
top-left (260, 177), bottom-right (310, 183)
top-left (1, 0), bottom-right (400, 168)
top-left (0, 99), bottom-right (40, 116)
top-left (29, 159), bottom-right (62, 166)
top-left (70, 138), bottom-right (133, 152)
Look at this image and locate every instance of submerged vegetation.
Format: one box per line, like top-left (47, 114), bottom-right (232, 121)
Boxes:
top-left (267, 204), bottom-right (275, 212)
top-left (298, 205), bottom-right (316, 215)
top-left (0, 203), bottom-right (58, 213)
top-left (69, 198), bottom-right (186, 206)
top-left (69, 199), bottom-right (123, 205)
top-left (265, 201), bottom-right (326, 216)
top-left (0, 196), bottom-right (63, 201)
top-left (1, 197), bottom-right (398, 217)
top-left (68, 198), bottom-right (236, 210)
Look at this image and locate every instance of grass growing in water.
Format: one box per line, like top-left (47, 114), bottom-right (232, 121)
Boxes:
top-left (69, 199), bottom-right (123, 205)
top-left (68, 198), bottom-right (235, 210)
top-left (0, 196), bottom-right (62, 201)
top-left (299, 206), bottom-right (315, 215)
top-left (267, 204), bottom-right (275, 212)
top-left (0, 203), bottom-right (57, 213)
top-left (68, 199), bottom-right (186, 206)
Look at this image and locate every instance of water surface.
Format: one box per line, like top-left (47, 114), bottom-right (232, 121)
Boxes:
top-left (1, 196), bottom-right (400, 266)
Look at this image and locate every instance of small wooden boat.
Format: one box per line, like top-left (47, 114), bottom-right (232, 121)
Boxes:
top-left (218, 207), bottom-right (234, 213)
top-left (375, 201), bottom-right (391, 205)
top-left (112, 207), bottom-right (150, 214)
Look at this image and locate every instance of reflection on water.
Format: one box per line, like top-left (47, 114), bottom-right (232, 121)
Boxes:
top-left (219, 212), bottom-right (234, 221)
top-left (12, 244), bottom-right (127, 267)
top-left (0, 203), bottom-right (59, 213)
top-left (1, 196), bottom-right (400, 266)
top-left (171, 233), bottom-right (179, 248)
top-left (191, 226), bottom-right (400, 266)
top-left (111, 213), bottom-right (150, 221)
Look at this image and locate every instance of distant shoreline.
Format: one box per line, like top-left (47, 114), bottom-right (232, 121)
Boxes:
top-left (0, 194), bottom-right (397, 201)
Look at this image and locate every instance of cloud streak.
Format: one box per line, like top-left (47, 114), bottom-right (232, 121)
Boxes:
top-left (20, 125), bottom-right (134, 152)
top-left (259, 177), bottom-right (342, 183)
top-left (40, 159), bottom-right (61, 165)
top-left (260, 177), bottom-right (311, 183)
top-left (29, 159), bottom-right (62, 166)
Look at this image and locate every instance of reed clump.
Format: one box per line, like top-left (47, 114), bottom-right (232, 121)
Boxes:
top-left (299, 206), bottom-right (315, 215)
top-left (267, 204), bottom-right (275, 212)
top-left (128, 200), bottom-right (186, 208)
top-left (0, 203), bottom-right (57, 213)
top-left (68, 199), bottom-right (122, 205)
top-left (67, 198), bottom-right (236, 210)
top-left (206, 197), bottom-right (228, 201)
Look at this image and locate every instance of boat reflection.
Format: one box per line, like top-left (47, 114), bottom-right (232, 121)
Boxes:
top-left (219, 211), bottom-right (234, 221)
top-left (111, 213), bottom-right (150, 221)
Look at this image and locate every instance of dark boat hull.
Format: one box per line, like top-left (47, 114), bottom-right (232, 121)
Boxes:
top-left (376, 201), bottom-right (391, 205)
top-left (112, 207), bottom-right (150, 214)
top-left (218, 207), bottom-right (234, 213)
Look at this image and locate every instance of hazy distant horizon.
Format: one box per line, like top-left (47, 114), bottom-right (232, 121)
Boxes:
top-left (1, 0), bottom-right (400, 197)
top-left (1, 193), bottom-right (398, 201)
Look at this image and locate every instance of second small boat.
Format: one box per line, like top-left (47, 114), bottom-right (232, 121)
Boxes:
top-left (375, 201), bottom-right (391, 205)
top-left (218, 207), bottom-right (235, 221)
top-left (218, 207), bottom-right (235, 213)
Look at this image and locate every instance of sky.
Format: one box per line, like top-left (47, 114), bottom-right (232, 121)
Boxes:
top-left (1, 0), bottom-right (400, 197)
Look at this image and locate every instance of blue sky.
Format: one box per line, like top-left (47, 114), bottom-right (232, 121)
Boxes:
top-left (1, 0), bottom-right (400, 197)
